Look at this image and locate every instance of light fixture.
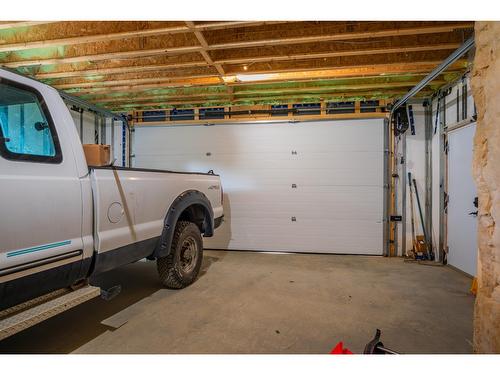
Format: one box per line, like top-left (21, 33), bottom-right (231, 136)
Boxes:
top-left (235, 73), bottom-right (277, 82)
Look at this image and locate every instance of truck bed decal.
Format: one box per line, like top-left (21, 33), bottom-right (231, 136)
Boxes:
top-left (6, 240), bottom-right (72, 258)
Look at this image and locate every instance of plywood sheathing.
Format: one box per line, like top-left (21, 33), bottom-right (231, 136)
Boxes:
top-left (0, 21), bottom-right (474, 110)
top-left (470, 21), bottom-right (500, 353)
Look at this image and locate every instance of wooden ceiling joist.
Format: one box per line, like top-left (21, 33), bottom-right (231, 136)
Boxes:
top-left (31, 43), bottom-right (461, 81)
top-left (0, 21), bottom-right (473, 110)
top-left (65, 76), bottom-right (224, 94)
top-left (35, 61), bottom-right (210, 79)
top-left (2, 46), bottom-right (204, 68)
top-left (109, 89), bottom-right (433, 111)
top-left (53, 74), bottom-right (220, 90)
top-left (92, 81), bottom-right (440, 106)
top-left (0, 21), bottom-right (287, 53)
top-left (2, 23), bottom-right (473, 68)
top-left (0, 21), bottom-right (58, 30)
top-left (39, 55), bottom-right (466, 89)
top-left (216, 43), bottom-right (461, 65)
top-left (64, 61), bottom-right (463, 97)
top-left (185, 21), bottom-right (226, 79)
top-left (87, 72), bottom-right (446, 104)
top-left (207, 23), bottom-right (473, 50)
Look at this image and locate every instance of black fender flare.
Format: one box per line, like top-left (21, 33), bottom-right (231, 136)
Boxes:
top-left (152, 190), bottom-right (214, 258)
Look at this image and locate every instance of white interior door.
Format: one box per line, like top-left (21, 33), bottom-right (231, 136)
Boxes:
top-left (447, 123), bottom-right (478, 276)
top-left (133, 119), bottom-right (385, 254)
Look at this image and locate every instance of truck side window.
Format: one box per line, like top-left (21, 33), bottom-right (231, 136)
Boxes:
top-left (0, 81), bottom-right (62, 163)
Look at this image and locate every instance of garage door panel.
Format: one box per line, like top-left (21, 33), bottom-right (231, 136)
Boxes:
top-left (204, 218), bottom-right (382, 254)
top-left (292, 123), bottom-right (383, 151)
top-left (136, 151), bottom-right (382, 171)
top-left (136, 125), bottom-right (300, 154)
top-left (134, 157), bottom-right (383, 187)
top-left (136, 121), bottom-right (383, 154)
top-left (134, 119), bottom-right (385, 254)
top-left (133, 164), bottom-right (381, 187)
top-left (223, 187), bottom-right (382, 220)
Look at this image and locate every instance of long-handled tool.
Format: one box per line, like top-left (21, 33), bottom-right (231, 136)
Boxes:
top-left (407, 172), bottom-right (417, 256)
top-left (412, 177), bottom-right (433, 260)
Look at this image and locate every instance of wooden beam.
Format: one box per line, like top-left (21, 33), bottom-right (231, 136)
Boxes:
top-left (0, 25), bottom-right (189, 53)
top-left (35, 61), bottom-right (210, 79)
top-left (91, 79), bottom-right (441, 105)
top-left (100, 93), bottom-right (231, 105)
top-left (54, 74), bottom-right (220, 90)
top-left (33, 44), bottom-right (461, 80)
top-left (215, 43), bottom-right (461, 65)
top-left (194, 21), bottom-right (287, 31)
top-left (223, 60), bottom-right (467, 84)
top-left (131, 112), bottom-right (389, 126)
top-left (2, 46), bottom-right (204, 67)
top-left (65, 76), bottom-right (223, 94)
top-left (88, 73), bottom-right (432, 103)
top-left (0, 21), bottom-right (58, 30)
top-left (2, 23), bottom-right (473, 68)
top-left (185, 21), bottom-right (226, 78)
top-left (45, 60), bottom-right (461, 91)
top-left (107, 90), bottom-right (433, 110)
top-left (0, 21), bottom-right (288, 53)
top-left (207, 23), bottom-right (473, 50)
top-left (65, 62), bottom-right (461, 95)
top-left (233, 81), bottom-right (446, 95)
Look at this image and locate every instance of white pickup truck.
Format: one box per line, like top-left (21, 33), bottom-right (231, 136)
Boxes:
top-left (0, 68), bottom-right (224, 313)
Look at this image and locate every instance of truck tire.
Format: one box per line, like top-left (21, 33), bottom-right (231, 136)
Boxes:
top-left (156, 221), bottom-right (203, 289)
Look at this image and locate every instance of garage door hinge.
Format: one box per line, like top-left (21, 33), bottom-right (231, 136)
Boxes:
top-left (291, 216), bottom-right (297, 222)
top-left (291, 184), bottom-right (297, 188)
top-left (291, 150), bottom-right (298, 155)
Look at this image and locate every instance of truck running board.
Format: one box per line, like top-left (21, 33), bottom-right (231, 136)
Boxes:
top-left (0, 285), bottom-right (100, 341)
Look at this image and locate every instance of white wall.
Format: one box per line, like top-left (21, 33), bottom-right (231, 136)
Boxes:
top-left (397, 75), bottom-right (475, 259)
top-left (397, 102), bottom-right (428, 256)
top-left (430, 76), bottom-right (475, 260)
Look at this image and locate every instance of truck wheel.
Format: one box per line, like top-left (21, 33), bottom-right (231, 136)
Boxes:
top-left (157, 221), bottom-right (203, 289)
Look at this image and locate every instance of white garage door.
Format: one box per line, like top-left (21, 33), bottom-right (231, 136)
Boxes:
top-left (134, 119), bottom-right (386, 254)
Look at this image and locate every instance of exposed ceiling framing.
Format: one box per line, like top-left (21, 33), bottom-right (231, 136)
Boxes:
top-left (0, 21), bottom-right (474, 111)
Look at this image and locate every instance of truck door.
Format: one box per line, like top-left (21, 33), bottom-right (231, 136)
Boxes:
top-left (0, 77), bottom-right (85, 307)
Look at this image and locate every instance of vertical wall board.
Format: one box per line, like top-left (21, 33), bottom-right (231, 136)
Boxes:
top-left (402, 103), bottom-right (427, 252)
top-left (431, 114), bottom-right (442, 258)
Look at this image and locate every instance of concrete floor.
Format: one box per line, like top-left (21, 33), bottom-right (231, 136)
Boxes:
top-left (0, 250), bottom-right (474, 354)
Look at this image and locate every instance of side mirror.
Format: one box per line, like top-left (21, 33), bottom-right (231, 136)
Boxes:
top-left (34, 121), bottom-right (48, 131)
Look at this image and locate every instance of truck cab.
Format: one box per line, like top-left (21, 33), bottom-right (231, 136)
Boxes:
top-left (0, 68), bottom-right (224, 311)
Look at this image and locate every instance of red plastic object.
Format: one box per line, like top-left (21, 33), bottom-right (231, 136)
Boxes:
top-left (330, 342), bottom-right (353, 354)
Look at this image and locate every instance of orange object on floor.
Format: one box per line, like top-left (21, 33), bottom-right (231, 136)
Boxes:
top-left (470, 277), bottom-right (478, 296)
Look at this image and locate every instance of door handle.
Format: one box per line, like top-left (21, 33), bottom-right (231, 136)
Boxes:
top-left (469, 211), bottom-right (478, 216)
